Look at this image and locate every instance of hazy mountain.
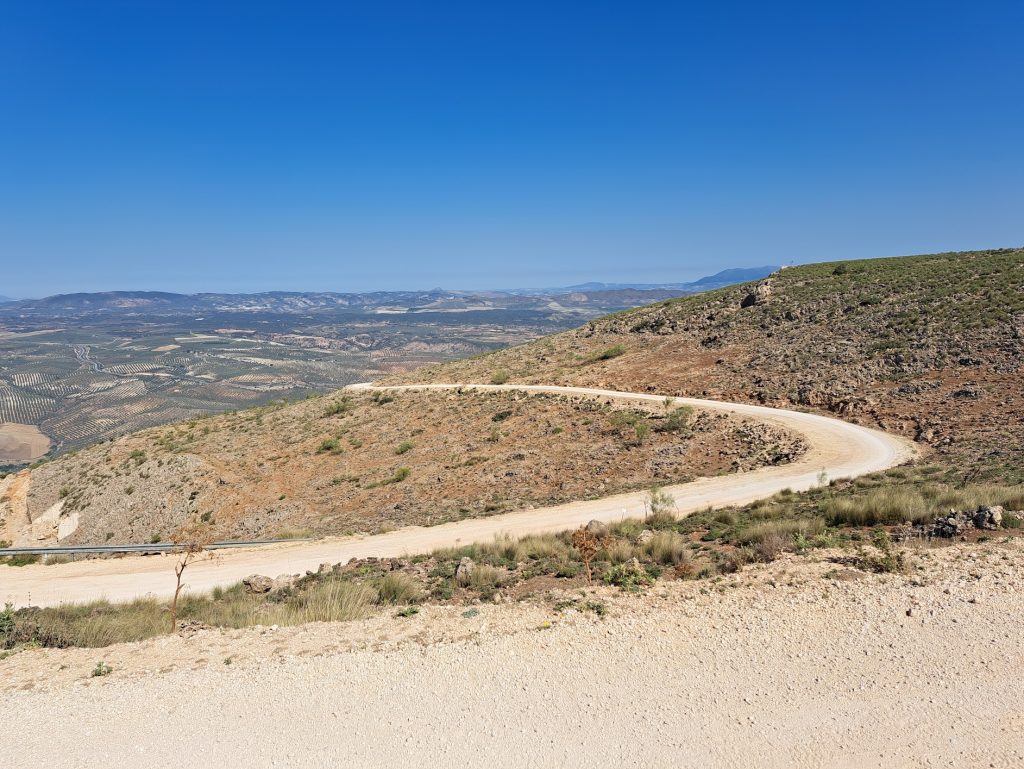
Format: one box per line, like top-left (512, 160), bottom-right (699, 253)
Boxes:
top-left (0, 267), bottom-right (777, 318)
top-left (505, 266), bottom-right (780, 295)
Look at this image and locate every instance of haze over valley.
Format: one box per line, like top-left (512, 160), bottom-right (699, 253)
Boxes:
top-left (0, 267), bottom-right (774, 466)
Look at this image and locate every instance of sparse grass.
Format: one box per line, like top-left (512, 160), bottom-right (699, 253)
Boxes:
top-left (274, 527), bottom-right (314, 540)
top-left (2, 579), bottom-right (378, 649)
top-left (365, 466), bottom-right (411, 488)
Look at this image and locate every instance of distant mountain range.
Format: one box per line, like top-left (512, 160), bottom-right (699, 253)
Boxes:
top-left (0, 295), bottom-right (15, 303)
top-left (0, 266), bottom-right (779, 318)
top-left (506, 266), bottom-right (780, 295)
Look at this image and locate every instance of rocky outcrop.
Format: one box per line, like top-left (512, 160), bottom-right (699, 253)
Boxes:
top-left (740, 281), bottom-right (772, 308)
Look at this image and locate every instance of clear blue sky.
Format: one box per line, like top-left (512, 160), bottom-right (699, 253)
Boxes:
top-left (2, 1), bottom-right (1022, 297)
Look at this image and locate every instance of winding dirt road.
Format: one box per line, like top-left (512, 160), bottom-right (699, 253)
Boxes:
top-left (0, 384), bottom-right (916, 608)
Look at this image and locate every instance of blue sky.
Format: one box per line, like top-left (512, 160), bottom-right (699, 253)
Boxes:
top-left (1, 1), bottom-right (1022, 297)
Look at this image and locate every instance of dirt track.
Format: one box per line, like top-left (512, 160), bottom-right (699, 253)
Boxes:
top-left (2, 542), bottom-right (1021, 768)
top-left (0, 384), bottom-right (917, 608)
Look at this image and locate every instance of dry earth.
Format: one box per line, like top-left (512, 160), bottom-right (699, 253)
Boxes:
top-left (2, 541), bottom-right (1022, 768)
top-left (0, 422), bottom-right (50, 464)
top-left (14, 388), bottom-right (801, 546)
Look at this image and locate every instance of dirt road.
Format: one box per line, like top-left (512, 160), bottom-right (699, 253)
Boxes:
top-left (0, 384), bottom-right (916, 608)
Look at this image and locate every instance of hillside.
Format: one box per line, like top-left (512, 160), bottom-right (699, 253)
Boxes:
top-left (398, 248), bottom-right (1024, 481)
top-left (4, 388), bottom-right (801, 546)
top-left (5, 248), bottom-right (1022, 549)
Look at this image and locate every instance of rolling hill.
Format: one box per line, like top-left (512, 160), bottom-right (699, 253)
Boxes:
top-left (3, 248), bottom-right (1022, 550)
top-left (398, 248), bottom-right (1024, 482)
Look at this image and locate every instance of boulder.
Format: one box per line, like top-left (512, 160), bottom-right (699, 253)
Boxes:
top-left (740, 281), bottom-right (772, 308)
top-left (272, 574), bottom-right (297, 592)
top-left (455, 557), bottom-right (475, 582)
top-left (584, 520), bottom-right (608, 537)
top-left (242, 574), bottom-right (274, 594)
top-left (974, 505), bottom-right (1004, 530)
top-left (637, 529), bottom-right (655, 544)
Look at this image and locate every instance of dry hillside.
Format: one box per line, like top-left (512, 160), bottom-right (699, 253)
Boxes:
top-left (397, 248), bottom-right (1024, 481)
top-left (10, 389), bottom-right (802, 545)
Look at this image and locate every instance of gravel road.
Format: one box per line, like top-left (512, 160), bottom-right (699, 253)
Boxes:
top-left (2, 542), bottom-right (1021, 768)
top-left (0, 383), bottom-right (916, 608)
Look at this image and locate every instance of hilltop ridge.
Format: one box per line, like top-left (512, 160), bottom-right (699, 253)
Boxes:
top-left (397, 248), bottom-right (1024, 480)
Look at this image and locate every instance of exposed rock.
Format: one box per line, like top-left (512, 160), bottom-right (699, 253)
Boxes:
top-left (950, 386), bottom-right (984, 400)
top-left (242, 574), bottom-right (273, 594)
top-left (455, 557), bottom-right (475, 581)
top-left (272, 574), bottom-right (298, 592)
top-left (584, 520), bottom-right (608, 537)
top-left (740, 281), bottom-right (772, 308)
top-left (637, 529), bottom-right (655, 544)
top-left (974, 505), bottom-right (1003, 530)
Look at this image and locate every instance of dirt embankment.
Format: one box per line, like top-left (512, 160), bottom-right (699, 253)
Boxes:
top-left (2, 541), bottom-right (1022, 768)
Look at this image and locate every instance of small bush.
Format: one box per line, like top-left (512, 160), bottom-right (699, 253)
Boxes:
top-left (658, 406), bottom-right (694, 434)
top-left (316, 438), bottom-right (343, 455)
top-left (603, 561), bottom-right (654, 591)
top-left (323, 397), bottom-right (354, 417)
top-left (490, 370), bottom-right (510, 385)
top-left (394, 441), bottom-right (414, 455)
top-left (596, 344), bottom-right (626, 361)
top-left (91, 661), bottom-right (113, 677)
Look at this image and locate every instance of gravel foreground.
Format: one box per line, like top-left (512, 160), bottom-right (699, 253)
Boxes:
top-left (2, 542), bottom-right (1023, 768)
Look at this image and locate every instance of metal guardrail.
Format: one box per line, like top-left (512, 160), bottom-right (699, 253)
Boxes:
top-left (0, 538), bottom-right (310, 557)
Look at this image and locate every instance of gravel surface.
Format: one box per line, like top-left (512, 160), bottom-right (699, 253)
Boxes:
top-left (3, 541), bottom-right (1022, 768)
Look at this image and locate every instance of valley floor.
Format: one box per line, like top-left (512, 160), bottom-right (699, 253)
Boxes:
top-left (2, 541), bottom-right (1022, 768)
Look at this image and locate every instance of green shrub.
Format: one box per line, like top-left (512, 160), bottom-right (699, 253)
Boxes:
top-left (323, 397), bottom-right (354, 417)
top-left (603, 561), bottom-right (654, 591)
top-left (490, 370), bottom-right (510, 385)
top-left (394, 441), bottom-right (414, 455)
top-left (316, 437), bottom-right (343, 455)
top-left (596, 344), bottom-right (626, 360)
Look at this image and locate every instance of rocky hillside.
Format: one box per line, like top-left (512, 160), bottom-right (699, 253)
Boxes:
top-left (397, 248), bottom-right (1024, 481)
top-left (6, 389), bottom-right (802, 546)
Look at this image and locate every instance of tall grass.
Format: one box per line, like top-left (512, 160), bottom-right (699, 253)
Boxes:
top-left (825, 483), bottom-right (1024, 526)
top-left (736, 518), bottom-right (824, 544)
top-left (3, 579), bottom-right (378, 649)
